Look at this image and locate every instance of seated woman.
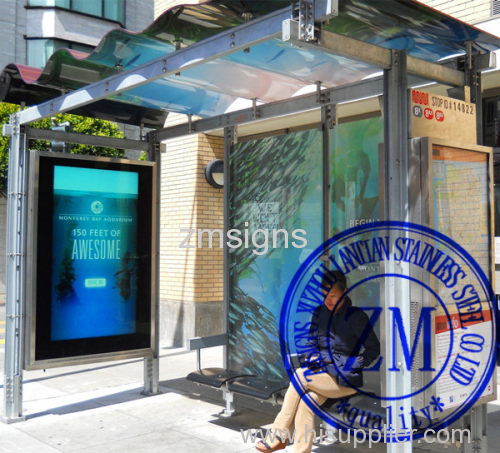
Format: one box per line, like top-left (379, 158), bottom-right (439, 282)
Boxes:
top-left (256, 270), bottom-right (380, 453)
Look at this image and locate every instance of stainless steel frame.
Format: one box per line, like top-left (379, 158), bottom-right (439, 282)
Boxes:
top-left (25, 151), bottom-right (157, 371)
top-left (26, 127), bottom-right (149, 151)
top-left (382, 50), bottom-right (412, 453)
top-left (223, 126), bottom-right (236, 372)
top-left (1, 2), bottom-right (495, 447)
top-left (2, 114), bottom-right (28, 423)
top-left (142, 131), bottom-right (160, 395)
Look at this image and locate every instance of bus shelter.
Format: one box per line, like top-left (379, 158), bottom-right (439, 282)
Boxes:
top-left (2, 1), bottom-right (500, 452)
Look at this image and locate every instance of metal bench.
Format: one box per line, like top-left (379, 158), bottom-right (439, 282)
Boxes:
top-left (187, 334), bottom-right (386, 428)
top-left (187, 334), bottom-right (288, 415)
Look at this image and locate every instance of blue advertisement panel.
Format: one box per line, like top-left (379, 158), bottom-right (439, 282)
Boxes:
top-left (51, 166), bottom-right (139, 341)
top-left (227, 119), bottom-right (383, 380)
top-left (29, 152), bottom-right (155, 366)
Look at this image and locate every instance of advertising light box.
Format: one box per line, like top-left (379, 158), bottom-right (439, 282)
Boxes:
top-left (26, 151), bottom-right (156, 369)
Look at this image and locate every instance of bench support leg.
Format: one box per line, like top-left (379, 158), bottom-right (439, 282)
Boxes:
top-left (221, 389), bottom-right (237, 417)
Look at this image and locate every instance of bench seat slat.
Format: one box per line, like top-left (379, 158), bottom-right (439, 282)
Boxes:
top-left (187, 367), bottom-right (253, 388)
top-left (228, 376), bottom-right (289, 400)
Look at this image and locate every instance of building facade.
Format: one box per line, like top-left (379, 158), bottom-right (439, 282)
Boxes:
top-left (0, 0), bottom-right (154, 296)
top-left (1, 0), bottom-right (154, 71)
top-left (419, 0), bottom-right (500, 34)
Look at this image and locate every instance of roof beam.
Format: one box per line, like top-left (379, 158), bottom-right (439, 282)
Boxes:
top-left (25, 127), bottom-right (149, 151)
top-left (150, 77), bottom-right (384, 142)
top-left (283, 19), bottom-right (392, 68)
top-left (283, 21), bottom-right (465, 87)
top-left (18, 6), bottom-right (296, 126)
top-left (406, 55), bottom-right (464, 87)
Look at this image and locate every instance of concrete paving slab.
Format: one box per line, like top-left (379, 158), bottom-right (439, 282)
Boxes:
top-left (24, 369), bottom-right (138, 395)
top-left (20, 384), bottom-right (147, 419)
top-left (23, 382), bottom-right (68, 402)
top-left (120, 391), bottom-right (223, 429)
top-left (173, 415), bottom-right (276, 453)
top-left (0, 427), bottom-right (61, 453)
top-left (76, 428), bottom-right (238, 453)
top-left (17, 410), bottom-right (158, 452)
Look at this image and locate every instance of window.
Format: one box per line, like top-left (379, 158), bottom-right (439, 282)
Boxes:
top-left (494, 0), bottom-right (500, 17)
top-left (27, 0), bottom-right (124, 24)
top-left (27, 39), bottom-right (94, 68)
top-left (484, 96), bottom-right (500, 148)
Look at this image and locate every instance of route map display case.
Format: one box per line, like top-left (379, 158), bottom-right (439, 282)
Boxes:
top-left (409, 137), bottom-right (496, 417)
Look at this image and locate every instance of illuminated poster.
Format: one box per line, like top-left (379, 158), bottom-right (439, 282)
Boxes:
top-left (227, 118), bottom-right (382, 379)
top-left (28, 152), bottom-right (155, 368)
top-left (51, 166), bottom-right (139, 341)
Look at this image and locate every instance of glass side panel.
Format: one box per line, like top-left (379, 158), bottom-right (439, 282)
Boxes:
top-left (330, 117), bottom-right (384, 391)
top-left (228, 129), bottom-right (323, 378)
top-left (330, 117), bottom-right (383, 238)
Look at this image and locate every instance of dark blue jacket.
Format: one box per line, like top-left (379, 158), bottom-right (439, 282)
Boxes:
top-left (306, 296), bottom-right (380, 388)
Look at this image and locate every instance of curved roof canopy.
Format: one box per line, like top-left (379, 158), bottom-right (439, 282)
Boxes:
top-left (1, 0), bottom-right (499, 128)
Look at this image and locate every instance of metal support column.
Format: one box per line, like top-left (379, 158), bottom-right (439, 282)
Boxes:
top-left (465, 47), bottom-right (483, 146)
top-left (461, 405), bottom-right (487, 453)
top-left (459, 44), bottom-right (487, 453)
top-left (383, 50), bottom-right (412, 453)
top-left (223, 125), bottom-right (236, 370)
top-left (321, 104), bottom-right (334, 250)
top-left (222, 126), bottom-right (236, 416)
top-left (143, 134), bottom-right (161, 395)
top-left (2, 113), bottom-right (28, 423)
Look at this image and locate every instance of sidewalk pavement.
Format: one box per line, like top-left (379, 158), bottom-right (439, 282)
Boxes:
top-left (1, 346), bottom-right (500, 453)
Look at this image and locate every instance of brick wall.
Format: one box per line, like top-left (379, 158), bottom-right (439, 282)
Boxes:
top-left (419, 0), bottom-right (492, 23)
top-left (159, 114), bottom-right (224, 346)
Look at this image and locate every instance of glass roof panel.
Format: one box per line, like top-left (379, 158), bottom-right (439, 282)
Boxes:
top-left (2, 0), bottom-right (500, 126)
top-left (109, 77), bottom-right (242, 117)
top-left (223, 39), bottom-right (382, 88)
top-left (326, 0), bottom-right (500, 59)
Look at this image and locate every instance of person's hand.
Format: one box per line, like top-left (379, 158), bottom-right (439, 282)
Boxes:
top-left (344, 355), bottom-right (364, 371)
top-left (306, 354), bottom-right (327, 371)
